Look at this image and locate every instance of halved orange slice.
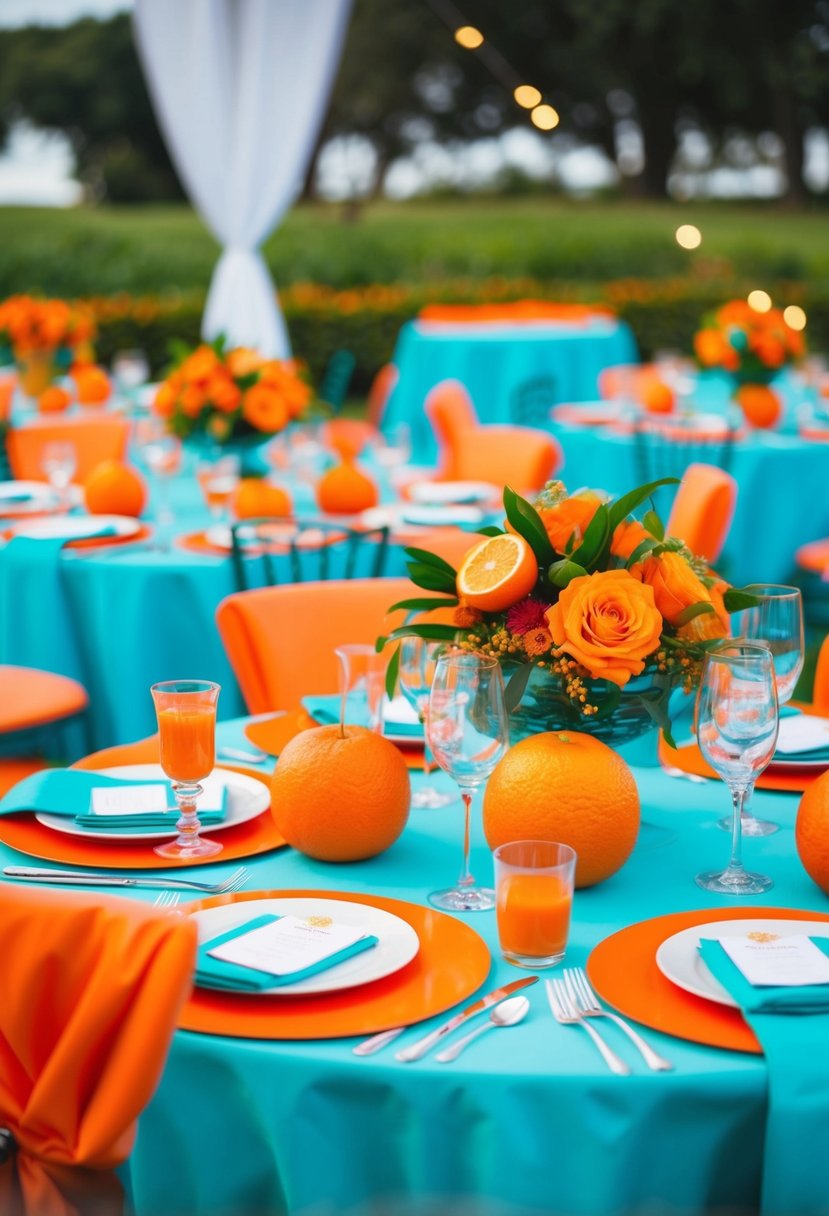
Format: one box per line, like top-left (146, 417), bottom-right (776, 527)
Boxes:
top-left (456, 533), bottom-right (539, 612)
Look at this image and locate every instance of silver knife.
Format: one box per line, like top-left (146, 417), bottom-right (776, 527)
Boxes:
top-left (353, 975), bottom-right (538, 1061)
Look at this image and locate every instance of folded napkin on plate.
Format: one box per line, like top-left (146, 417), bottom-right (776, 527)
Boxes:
top-left (699, 936), bottom-right (829, 1215)
top-left (302, 694), bottom-right (423, 739)
top-left (773, 710), bottom-right (829, 762)
top-left (195, 913), bottom-right (378, 993)
top-left (0, 768), bottom-right (228, 828)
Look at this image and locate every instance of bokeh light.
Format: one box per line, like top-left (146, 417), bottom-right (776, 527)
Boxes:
top-left (747, 290), bottom-right (773, 313)
top-left (783, 305), bottom-right (807, 331)
top-left (454, 26), bottom-right (484, 49)
top-left (675, 224), bottom-right (702, 250)
top-left (514, 85), bottom-right (542, 109)
top-left (531, 104), bottom-right (560, 131)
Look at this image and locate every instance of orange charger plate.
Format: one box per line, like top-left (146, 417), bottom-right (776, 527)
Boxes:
top-left (588, 906), bottom-right (829, 1054)
top-left (0, 765), bottom-right (286, 870)
top-left (175, 531), bottom-right (229, 557)
top-left (658, 735), bottom-right (824, 794)
top-left (179, 887), bottom-right (492, 1039)
top-left (246, 709), bottom-right (426, 771)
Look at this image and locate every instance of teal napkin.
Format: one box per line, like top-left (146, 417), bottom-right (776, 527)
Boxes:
top-left (699, 936), bottom-right (829, 1215)
top-left (773, 706), bottom-right (829, 763)
top-left (0, 768), bottom-right (228, 828)
top-left (195, 913), bottom-right (379, 993)
top-left (302, 694), bottom-right (423, 739)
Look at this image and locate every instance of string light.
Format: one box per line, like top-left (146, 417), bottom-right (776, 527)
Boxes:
top-left (454, 25), bottom-right (484, 49)
top-left (675, 224), bottom-right (702, 250)
top-left (747, 290), bottom-right (773, 313)
top-left (514, 85), bottom-right (542, 109)
top-left (783, 305), bottom-right (807, 331)
top-left (531, 104), bottom-right (559, 131)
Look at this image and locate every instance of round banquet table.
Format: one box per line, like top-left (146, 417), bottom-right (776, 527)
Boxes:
top-left (2, 716), bottom-right (824, 1216)
top-left (553, 421), bottom-right (829, 587)
top-left (383, 317), bottom-right (638, 462)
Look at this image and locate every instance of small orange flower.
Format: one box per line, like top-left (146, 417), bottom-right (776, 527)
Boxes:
top-left (524, 627), bottom-right (553, 657)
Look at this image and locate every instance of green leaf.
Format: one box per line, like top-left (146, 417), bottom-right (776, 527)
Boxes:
top-left (504, 663), bottom-right (535, 713)
top-left (643, 509), bottom-right (664, 541)
top-left (633, 689), bottom-right (677, 749)
top-left (626, 537), bottom-right (660, 567)
top-left (607, 478), bottom-right (679, 531)
top-left (503, 486), bottom-right (555, 566)
top-left (384, 644), bottom-right (401, 699)
top-left (477, 525), bottom-right (504, 537)
top-left (674, 602), bottom-right (716, 627)
top-left (388, 596), bottom-right (459, 612)
top-left (405, 562), bottom-right (457, 594)
top-left (384, 624), bottom-right (461, 644)
top-left (403, 547), bottom-right (458, 578)
top-left (548, 558), bottom-right (588, 588)
top-left (571, 504), bottom-right (611, 570)
top-left (723, 588), bottom-right (762, 613)
top-left (593, 682), bottom-right (621, 720)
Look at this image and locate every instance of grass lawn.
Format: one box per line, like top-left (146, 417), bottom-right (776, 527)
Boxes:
top-left (1, 196), bottom-right (828, 298)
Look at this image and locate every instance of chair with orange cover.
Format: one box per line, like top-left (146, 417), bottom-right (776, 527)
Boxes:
top-left (811, 634), bottom-right (829, 714)
top-left (0, 665), bottom-right (89, 796)
top-left (366, 363), bottom-right (400, 429)
top-left (424, 379), bottom-right (562, 492)
top-left (0, 883), bottom-right (195, 1216)
top-left (665, 463), bottom-right (738, 564)
top-left (7, 416), bottom-right (130, 482)
top-left (216, 577), bottom-right (425, 713)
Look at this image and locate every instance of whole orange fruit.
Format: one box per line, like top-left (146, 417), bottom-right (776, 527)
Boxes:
top-left (795, 771), bottom-right (829, 893)
top-left (270, 724), bottom-right (410, 861)
top-left (456, 533), bottom-right (538, 612)
top-left (38, 385), bottom-right (72, 413)
top-left (640, 373), bottom-right (674, 415)
top-left (483, 731), bottom-right (639, 887)
top-left (84, 459), bottom-right (147, 517)
top-left (73, 365), bottom-right (112, 407)
top-left (325, 418), bottom-right (375, 460)
top-left (233, 478), bottom-right (292, 520)
top-left (316, 461), bottom-right (379, 514)
top-left (735, 383), bottom-right (781, 429)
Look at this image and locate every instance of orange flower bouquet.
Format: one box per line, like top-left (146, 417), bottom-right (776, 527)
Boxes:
top-left (381, 478), bottom-right (755, 746)
top-left (0, 294), bottom-right (96, 396)
top-left (152, 339), bottom-right (312, 445)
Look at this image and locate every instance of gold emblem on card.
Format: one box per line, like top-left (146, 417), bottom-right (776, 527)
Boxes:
top-left (305, 915), bottom-right (333, 929)
top-left (747, 931), bottom-right (780, 942)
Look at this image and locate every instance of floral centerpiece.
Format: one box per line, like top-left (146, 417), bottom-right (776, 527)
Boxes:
top-left (693, 299), bottom-right (805, 428)
top-left (0, 294), bottom-right (96, 396)
top-left (380, 478), bottom-right (755, 746)
top-left (152, 338), bottom-right (311, 446)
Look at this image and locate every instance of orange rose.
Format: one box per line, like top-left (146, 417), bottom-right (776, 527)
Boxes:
top-left (694, 328), bottom-right (739, 372)
top-left (610, 518), bottom-right (650, 561)
top-left (545, 569), bottom-right (663, 687)
top-left (152, 382), bottom-right (176, 417)
top-left (638, 550), bottom-right (715, 627)
top-left (678, 574), bottom-right (731, 643)
top-left (242, 383), bottom-right (290, 433)
top-left (539, 491), bottom-right (604, 554)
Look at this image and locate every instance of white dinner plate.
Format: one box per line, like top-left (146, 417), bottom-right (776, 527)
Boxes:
top-left (656, 918), bottom-right (829, 1008)
top-left (407, 480), bottom-right (498, 505)
top-left (36, 764), bottom-right (269, 841)
top-left (400, 505), bottom-right (484, 527)
top-left (0, 480), bottom-right (61, 516)
top-left (205, 523), bottom-right (327, 551)
top-left (768, 754), bottom-right (829, 771)
top-left (8, 513), bottom-right (140, 541)
top-left (190, 895), bottom-right (420, 996)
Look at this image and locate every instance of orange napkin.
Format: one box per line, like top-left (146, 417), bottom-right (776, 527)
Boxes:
top-left (0, 885), bottom-right (196, 1215)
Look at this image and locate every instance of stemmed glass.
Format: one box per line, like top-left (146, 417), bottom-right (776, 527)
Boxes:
top-left (150, 679), bottom-right (222, 860)
top-left (198, 453), bottom-right (241, 524)
top-left (134, 416), bottom-right (181, 545)
top-left (719, 584), bottom-right (804, 836)
top-left (398, 637), bottom-right (455, 809)
top-left (426, 651), bottom-right (509, 911)
top-left (695, 643), bottom-right (778, 894)
top-left (41, 442), bottom-right (77, 510)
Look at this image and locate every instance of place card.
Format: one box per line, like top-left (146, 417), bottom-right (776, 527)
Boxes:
top-left (775, 715), bottom-right (829, 755)
top-left (207, 914), bottom-right (370, 977)
top-left (89, 780), bottom-right (227, 817)
top-left (718, 934), bottom-right (829, 987)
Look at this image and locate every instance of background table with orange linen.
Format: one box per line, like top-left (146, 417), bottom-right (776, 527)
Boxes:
top-left (0, 714), bottom-right (815, 1216)
top-left (382, 315), bottom-right (638, 461)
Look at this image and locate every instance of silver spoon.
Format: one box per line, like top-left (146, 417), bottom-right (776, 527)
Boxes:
top-left (435, 995), bottom-right (530, 1063)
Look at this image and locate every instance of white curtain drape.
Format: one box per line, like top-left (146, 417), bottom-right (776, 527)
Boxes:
top-left (133, 0), bottom-right (352, 356)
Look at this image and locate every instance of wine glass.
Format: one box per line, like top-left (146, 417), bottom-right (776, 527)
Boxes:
top-left (41, 441), bottom-right (77, 510)
top-left (198, 453), bottom-right (241, 523)
top-left (150, 679), bottom-right (222, 860)
top-left (398, 637), bottom-right (456, 809)
top-left (695, 643), bottom-right (778, 894)
top-left (335, 644), bottom-right (386, 733)
top-left (111, 349), bottom-right (150, 406)
top-left (134, 417), bottom-right (181, 546)
top-left (719, 584), bottom-right (804, 836)
top-left (426, 651), bottom-right (509, 911)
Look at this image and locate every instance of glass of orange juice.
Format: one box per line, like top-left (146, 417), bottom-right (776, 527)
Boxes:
top-left (150, 679), bottom-right (222, 860)
top-left (494, 840), bottom-right (577, 968)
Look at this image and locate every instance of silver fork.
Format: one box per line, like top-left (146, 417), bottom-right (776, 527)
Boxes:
top-left (545, 979), bottom-right (631, 1076)
top-left (563, 968), bottom-right (673, 1072)
top-left (152, 890), bottom-right (181, 910)
top-left (3, 864), bottom-right (249, 895)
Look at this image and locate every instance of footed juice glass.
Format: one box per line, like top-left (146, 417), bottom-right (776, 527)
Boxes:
top-left (151, 679), bottom-right (221, 859)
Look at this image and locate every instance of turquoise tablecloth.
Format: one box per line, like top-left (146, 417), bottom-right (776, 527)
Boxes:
top-left (383, 317), bottom-right (638, 461)
top-left (1, 716), bottom-right (817, 1216)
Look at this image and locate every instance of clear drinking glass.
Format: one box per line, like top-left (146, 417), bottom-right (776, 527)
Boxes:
top-left (719, 585), bottom-right (804, 836)
top-left (198, 453), bottom-right (241, 523)
top-left (111, 349), bottom-right (150, 404)
top-left (335, 644), bottom-right (386, 733)
top-left (134, 415), bottom-right (181, 543)
top-left (41, 441), bottom-right (77, 508)
top-left (151, 679), bottom-right (222, 860)
top-left (695, 643), bottom-right (778, 894)
top-left (426, 651), bottom-right (509, 911)
top-left (398, 636), bottom-right (455, 809)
